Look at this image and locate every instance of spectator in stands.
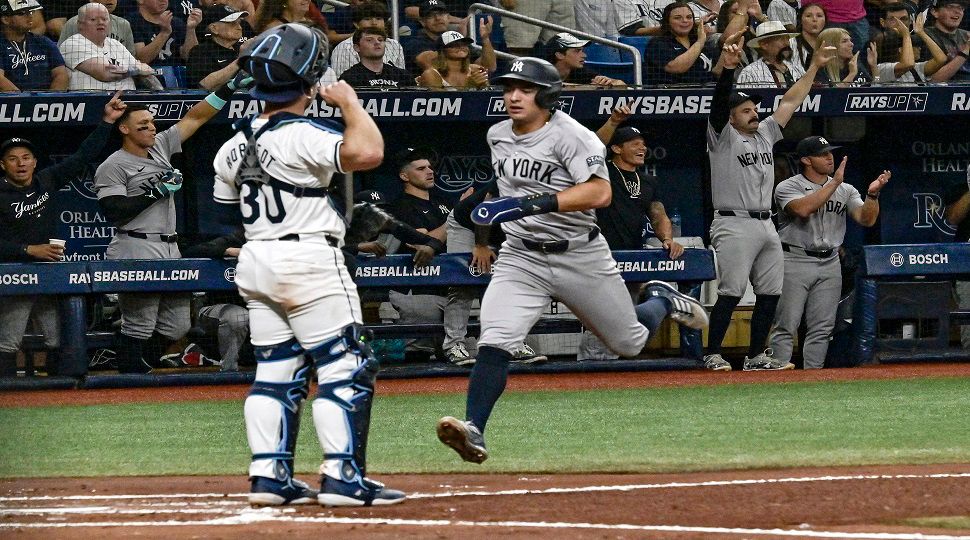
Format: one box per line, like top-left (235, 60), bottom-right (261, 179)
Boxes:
top-left (790, 2), bottom-right (827, 73)
top-left (494, 0), bottom-right (574, 56)
top-left (870, 1), bottom-right (912, 47)
top-left (944, 170), bottom-right (970, 352)
top-left (330, 1), bottom-right (404, 77)
top-left (386, 147), bottom-right (452, 363)
top-left (59, 0), bottom-right (136, 55)
top-left (416, 26), bottom-right (495, 88)
top-left (575, 0), bottom-right (619, 38)
top-left (60, 2), bottom-right (158, 90)
top-left (638, 0), bottom-right (722, 36)
top-left (923, 0), bottom-right (970, 81)
top-left (131, 0), bottom-right (202, 66)
top-left (252, 0), bottom-right (321, 33)
top-left (341, 27), bottom-right (411, 88)
top-left (644, 1), bottom-right (724, 86)
top-left (0, 0), bottom-right (69, 90)
top-left (185, 4), bottom-right (247, 88)
top-left (0, 93), bottom-right (126, 377)
top-left (577, 105), bottom-right (686, 362)
top-left (545, 32), bottom-right (627, 87)
top-left (875, 10), bottom-right (954, 83)
top-left (765, 0), bottom-right (797, 29)
top-left (737, 20), bottom-right (803, 86)
top-left (404, 0), bottom-right (474, 33)
top-left (815, 26), bottom-right (873, 85)
top-left (812, 0), bottom-right (868, 53)
top-left (403, 0), bottom-right (449, 77)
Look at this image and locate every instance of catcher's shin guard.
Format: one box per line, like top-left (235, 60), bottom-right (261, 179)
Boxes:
top-left (309, 324), bottom-right (380, 480)
top-left (245, 337), bottom-right (311, 481)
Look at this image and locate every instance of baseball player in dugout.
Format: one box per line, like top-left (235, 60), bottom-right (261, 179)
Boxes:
top-left (94, 66), bottom-right (248, 374)
top-left (703, 36), bottom-right (836, 372)
top-left (768, 137), bottom-right (888, 369)
top-left (0, 91), bottom-right (127, 377)
top-left (211, 24), bottom-right (404, 507)
top-left (436, 57), bottom-right (710, 464)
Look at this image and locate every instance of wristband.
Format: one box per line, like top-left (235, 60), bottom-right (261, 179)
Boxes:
top-left (424, 237), bottom-right (446, 255)
top-left (958, 51), bottom-right (970, 60)
top-left (867, 191), bottom-right (880, 199)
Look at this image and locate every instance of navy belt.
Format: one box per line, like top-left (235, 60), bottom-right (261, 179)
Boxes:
top-left (120, 231), bottom-right (178, 243)
top-left (519, 227), bottom-right (600, 254)
top-left (716, 210), bottom-right (772, 220)
top-left (278, 233), bottom-right (339, 247)
top-left (782, 243), bottom-right (834, 259)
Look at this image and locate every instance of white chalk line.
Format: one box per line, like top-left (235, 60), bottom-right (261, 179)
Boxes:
top-left (1, 513), bottom-right (969, 540)
top-left (2, 472), bottom-right (967, 503)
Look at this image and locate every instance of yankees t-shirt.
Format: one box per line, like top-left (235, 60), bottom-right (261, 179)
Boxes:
top-left (186, 39), bottom-right (237, 88)
top-left (488, 110), bottom-right (609, 241)
top-left (390, 193), bottom-right (451, 232)
top-left (340, 62), bottom-right (411, 88)
top-left (95, 127), bottom-right (182, 234)
top-left (707, 115), bottom-right (783, 212)
top-left (644, 35), bottom-right (717, 85)
top-left (0, 33), bottom-right (65, 90)
top-left (775, 173), bottom-right (864, 253)
top-left (597, 161), bottom-right (658, 250)
top-left (130, 14), bottom-right (187, 67)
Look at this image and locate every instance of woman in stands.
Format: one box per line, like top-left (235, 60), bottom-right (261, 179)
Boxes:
top-left (416, 24), bottom-right (494, 89)
top-left (252, 0), bottom-right (315, 32)
top-left (815, 26), bottom-right (873, 86)
top-left (644, 1), bottom-right (724, 86)
top-left (790, 2), bottom-right (827, 73)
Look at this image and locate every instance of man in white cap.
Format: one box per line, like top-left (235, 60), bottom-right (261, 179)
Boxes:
top-left (185, 4), bottom-right (248, 88)
top-left (546, 32), bottom-right (626, 87)
top-left (737, 20), bottom-right (804, 87)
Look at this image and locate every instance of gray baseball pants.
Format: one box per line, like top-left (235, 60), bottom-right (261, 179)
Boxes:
top-left (769, 252), bottom-right (842, 368)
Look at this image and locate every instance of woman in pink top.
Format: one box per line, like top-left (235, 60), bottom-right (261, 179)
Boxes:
top-left (810, 0), bottom-right (868, 53)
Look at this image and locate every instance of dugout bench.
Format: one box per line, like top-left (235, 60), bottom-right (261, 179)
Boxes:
top-left (0, 248), bottom-right (716, 384)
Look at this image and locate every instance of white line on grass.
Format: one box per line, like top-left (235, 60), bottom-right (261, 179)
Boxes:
top-left (2, 472), bottom-right (968, 503)
top-left (0, 514), bottom-right (969, 539)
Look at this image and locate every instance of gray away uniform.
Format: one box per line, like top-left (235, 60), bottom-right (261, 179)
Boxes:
top-left (95, 128), bottom-right (190, 340)
top-left (769, 174), bottom-right (863, 368)
top-left (478, 111), bottom-right (650, 357)
top-left (707, 116), bottom-right (785, 297)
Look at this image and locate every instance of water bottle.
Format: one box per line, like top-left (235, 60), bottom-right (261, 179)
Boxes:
top-left (670, 209), bottom-right (682, 238)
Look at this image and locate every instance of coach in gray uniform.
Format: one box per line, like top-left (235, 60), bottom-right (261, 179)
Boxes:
top-left (769, 137), bottom-right (888, 368)
top-left (703, 39), bottom-right (835, 371)
top-left (95, 77), bottom-right (244, 373)
top-left (435, 58), bottom-right (709, 464)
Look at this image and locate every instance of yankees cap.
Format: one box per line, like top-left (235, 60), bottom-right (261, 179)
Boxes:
top-left (438, 30), bottom-right (473, 49)
top-left (796, 136), bottom-right (840, 158)
top-left (419, 0), bottom-right (448, 17)
top-left (728, 90), bottom-right (763, 109)
top-left (354, 189), bottom-right (390, 206)
top-left (608, 126), bottom-right (646, 148)
top-left (0, 137), bottom-right (37, 157)
top-left (393, 146), bottom-right (438, 170)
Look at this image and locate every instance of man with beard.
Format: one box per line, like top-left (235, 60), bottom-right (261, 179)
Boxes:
top-left (737, 20), bottom-right (803, 87)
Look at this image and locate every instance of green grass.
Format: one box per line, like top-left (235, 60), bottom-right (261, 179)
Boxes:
top-left (1, 377), bottom-right (968, 478)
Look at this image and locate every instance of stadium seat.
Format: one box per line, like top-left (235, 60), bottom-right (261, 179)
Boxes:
top-left (157, 65), bottom-right (187, 89)
top-left (585, 42), bottom-right (623, 63)
top-left (618, 35), bottom-right (651, 63)
top-left (584, 60), bottom-right (634, 84)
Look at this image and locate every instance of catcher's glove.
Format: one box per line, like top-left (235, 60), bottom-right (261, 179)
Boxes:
top-left (345, 202), bottom-right (395, 247)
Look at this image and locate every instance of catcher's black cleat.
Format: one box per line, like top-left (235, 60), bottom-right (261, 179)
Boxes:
top-left (436, 416), bottom-right (488, 464)
top-left (645, 280), bottom-right (710, 330)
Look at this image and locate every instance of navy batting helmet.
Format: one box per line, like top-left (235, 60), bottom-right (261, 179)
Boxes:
top-left (494, 57), bottom-right (562, 110)
top-left (239, 23), bottom-right (329, 103)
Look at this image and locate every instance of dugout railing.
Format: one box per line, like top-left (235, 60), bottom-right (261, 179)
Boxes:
top-left (0, 248), bottom-right (715, 389)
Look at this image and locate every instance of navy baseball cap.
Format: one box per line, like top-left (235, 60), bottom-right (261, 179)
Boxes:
top-left (393, 146), bottom-right (437, 170)
top-left (419, 0), bottom-right (448, 17)
top-left (354, 189), bottom-right (390, 206)
top-left (608, 126), bottom-right (646, 148)
top-left (796, 136), bottom-right (840, 158)
top-left (728, 90), bottom-right (762, 109)
top-left (0, 137), bottom-right (37, 157)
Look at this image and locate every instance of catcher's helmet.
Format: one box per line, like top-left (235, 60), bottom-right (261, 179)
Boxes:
top-left (240, 23), bottom-right (329, 102)
top-left (494, 57), bottom-right (562, 110)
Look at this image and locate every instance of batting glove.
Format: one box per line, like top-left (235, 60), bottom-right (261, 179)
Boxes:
top-left (471, 193), bottom-right (559, 226)
top-left (228, 72), bottom-right (255, 91)
top-left (151, 169), bottom-right (183, 198)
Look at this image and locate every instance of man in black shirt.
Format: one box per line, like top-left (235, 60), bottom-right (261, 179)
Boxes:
top-left (0, 92), bottom-right (127, 377)
top-left (340, 27), bottom-right (411, 88)
top-left (186, 4), bottom-right (248, 89)
top-left (546, 31), bottom-right (626, 87)
top-left (577, 108), bottom-right (685, 361)
top-left (944, 169), bottom-right (970, 350)
top-left (402, 0), bottom-right (449, 77)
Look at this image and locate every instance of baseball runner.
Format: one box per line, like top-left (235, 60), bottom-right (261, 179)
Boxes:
top-left (95, 75), bottom-right (239, 374)
top-left (769, 137), bottom-right (888, 368)
top-left (702, 38), bottom-right (835, 372)
top-left (436, 57), bottom-right (709, 464)
top-left (212, 24), bottom-right (404, 507)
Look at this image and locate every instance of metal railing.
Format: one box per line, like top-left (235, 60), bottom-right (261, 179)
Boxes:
top-left (465, 2), bottom-right (642, 86)
top-left (319, 0), bottom-right (400, 42)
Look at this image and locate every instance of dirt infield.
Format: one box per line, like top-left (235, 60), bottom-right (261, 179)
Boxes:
top-left (1, 362), bottom-right (969, 538)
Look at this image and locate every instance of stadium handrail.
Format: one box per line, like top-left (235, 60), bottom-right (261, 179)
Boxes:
top-left (464, 2), bottom-right (643, 86)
